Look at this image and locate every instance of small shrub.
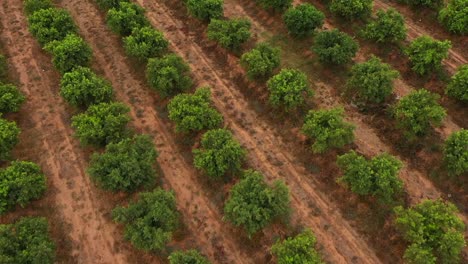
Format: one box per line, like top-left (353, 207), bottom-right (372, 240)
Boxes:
top-left (329, 0), bottom-right (373, 20)
top-left (283, 3), bottom-right (325, 38)
top-left (0, 83), bottom-right (25, 113)
top-left (361, 8), bottom-right (407, 43)
top-left (312, 29), bottom-right (359, 65)
top-left (168, 250), bottom-right (210, 264)
top-left (444, 129), bottom-right (467, 177)
top-left (28, 8), bottom-right (77, 46)
top-left (186, 0), bottom-right (224, 21)
top-left (405, 36), bottom-right (451, 75)
top-left (271, 230), bottom-right (323, 264)
top-left (0, 116), bottom-right (20, 160)
top-left (438, 0), bottom-right (468, 35)
top-left (123, 26), bottom-right (169, 60)
top-left (44, 34), bottom-right (92, 74)
top-left (255, 0), bottom-right (292, 12)
top-left (207, 19), bottom-right (251, 51)
top-left (146, 54), bottom-right (192, 97)
top-left (240, 42), bottom-right (280, 80)
top-left (106, 2), bottom-right (149, 36)
top-left (96, 0), bottom-right (129, 10)
top-left (267, 68), bottom-right (312, 110)
top-left (446, 64), bottom-right (468, 102)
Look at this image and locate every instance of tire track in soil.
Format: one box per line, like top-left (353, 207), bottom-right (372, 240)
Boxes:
top-left (0, 1), bottom-right (129, 263)
top-left (61, 0), bottom-right (255, 263)
top-left (139, 0), bottom-right (387, 263)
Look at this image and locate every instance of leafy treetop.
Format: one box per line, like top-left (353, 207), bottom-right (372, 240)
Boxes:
top-left (271, 230), bottom-right (323, 264)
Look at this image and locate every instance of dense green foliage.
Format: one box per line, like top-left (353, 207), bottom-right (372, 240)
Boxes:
top-left (0, 55), bottom-right (7, 81)
top-left (329, 0), bottom-right (373, 20)
top-left (186, 0), bottom-right (224, 21)
top-left (0, 83), bottom-right (25, 113)
top-left (255, 0), bottom-right (292, 12)
top-left (312, 29), bottom-right (359, 65)
top-left (267, 69), bottom-right (312, 110)
top-left (106, 2), bottom-right (149, 36)
top-left (394, 200), bottom-right (466, 264)
top-left (0, 217), bottom-right (55, 263)
top-left (168, 250), bottom-right (210, 264)
top-left (146, 54), bottom-right (193, 97)
top-left (44, 34), bottom-right (92, 74)
top-left (28, 8), bottom-right (77, 46)
top-left (60, 66), bottom-right (113, 108)
top-left (405, 36), bottom-right (451, 75)
top-left (271, 230), bottom-right (323, 264)
top-left (24, 0), bottom-right (53, 15)
top-left (167, 88), bottom-right (223, 133)
top-left (96, 0), bottom-right (129, 10)
top-left (240, 42), bottom-right (280, 80)
top-left (400, 0), bottom-right (443, 9)
top-left (193, 129), bottom-right (246, 179)
top-left (337, 151), bottom-right (403, 203)
top-left (0, 161), bottom-right (46, 214)
top-left (362, 8), bottom-right (407, 43)
top-left (301, 107), bottom-right (355, 153)
top-left (438, 0), bottom-right (468, 35)
top-left (446, 65), bottom-right (468, 102)
top-left (123, 26), bottom-right (169, 60)
top-left (88, 135), bottom-right (158, 192)
top-left (71, 102), bottom-right (131, 146)
top-left (112, 188), bottom-right (179, 251)
top-left (224, 170), bottom-right (290, 236)
top-left (0, 116), bottom-right (20, 161)
top-left (283, 4), bottom-right (325, 38)
top-left (347, 56), bottom-right (399, 104)
top-left (393, 89), bottom-right (446, 137)
top-left (207, 19), bottom-right (251, 51)
top-left (444, 129), bottom-right (468, 177)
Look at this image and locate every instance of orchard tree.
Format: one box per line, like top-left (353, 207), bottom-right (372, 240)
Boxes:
top-left (362, 8), bottom-right (407, 43)
top-left (24, 0), bottom-right (53, 15)
top-left (0, 83), bottom-right (25, 113)
top-left (347, 56), bottom-right (399, 104)
top-left (337, 151), bottom-right (403, 203)
top-left (271, 230), bottom-right (323, 264)
top-left (446, 65), bottom-right (468, 102)
top-left (0, 161), bottom-right (46, 214)
top-left (207, 19), bottom-right (251, 51)
top-left (168, 250), bottom-right (210, 264)
top-left (88, 135), bottom-right (158, 192)
top-left (186, 0), bottom-right (224, 21)
top-left (167, 88), bottom-right (223, 133)
top-left (394, 89), bottom-right (446, 138)
top-left (146, 54), bottom-right (193, 97)
top-left (193, 129), bottom-right (246, 179)
top-left (123, 26), bottom-right (169, 60)
top-left (267, 69), bottom-right (312, 110)
top-left (71, 102), bottom-right (131, 146)
top-left (45, 34), bottom-right (92, 74)
top-left (0, 217), bottom-right (55, 263)
top-left (255, 0), bottom-right (292, 12)
top-left (301, 107), bottom-right (355, 153)
top-left (439, 0), bottom-right (468, 35)
top-left (106, 2), bottom-right (149, 36)
top-left (283, 3), bottom-right (325, 38)
top-left (444, 129), bottom-right (467, 177)
top-left (96, 0), bottom-right (129, 10)
top-left (60, 66), bottom-right (114, 108)
top-left (402, 0), bottom-right (443, 9)
top-left (0, 116), bottom-right (20, 160)
top-left (394, 200), bottom-right (466, 264)
top-left (240, 42), bottom-right (280, 80)
top-left (28, 8), bottom-right (77, 46)
top-left (405, 36), bottom-right (451, 75)
top-left (0, 55), bottom-right (7, 81)
top-left (112, 188), bottom-right (179, 251)
top-left (329, 0), bottom-right (373, 20)
top-left (312, 29), bottom-right (359, 65)
top-left (224, 170), bottom-right (290, 236)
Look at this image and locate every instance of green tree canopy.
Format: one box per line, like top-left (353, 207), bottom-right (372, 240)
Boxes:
top-left (347, 56), bottom-right (399, 104)
top-left (0, 217), bottom-right (55, 263)
top-left (329, 0), bottom-right (373, 20)
top-left (405, 36), bottom-right (451, 75)
top-left (71, 102), bottom-right (131, 146)
top-left (267, 69), bottom-right (312, 110)
top-left (271, 230), bottom-right (323, 264)
top-left (96, 0), bottom-right (129, 10)
top-left (0, 161), bottom-right (46, 214)
top-left (24, 0), bottom-right (53, 15)
top-left (444, 129), bottom-right (467, 177)
top-left (193, 129), bottom-right (246, 179)
top-left (27, 8), bottom-right (77, 46)
top-left (240, 42), bottom-right (280, 80)
top-left (0, 116), bottom-right (20, 161)
top-left (312, 29), bottom-right (359, 65)
top-left (393, 89), bottom-right (446, 138)
top-left (88, 135), bottom-right (158, 192)
top-left (255, 0), bottom-right (292, 12)
top-left (224, 170), bottom-right (290, 236)
top-left (283, 3), bottom-right (325, 38)
top-left (446, 64), bottom-right (468, 102)
top-left (186, 0), bottom-right (224, 21)
top-left (112, 188), bottom-right (179, 251)
top-left (394, 199), bottom-right (466, 264)
top-left (44, 34), bottom-right (92, 74)
top-left (60, 66), bottom-right (113, 108)
top-left (0, 83), bottom-right (25, 113)
top-left (362, 8), bottom-right (407, 43)
top-left (401, 0), bottom-right (443, 9)
top-left (167, 88), bottom-right (223, 133)
top-left (438, 0), bottom-right (468, 35)
top-left (168, 249), bottom-right (210, 264)
top-left (301, 107), bottom-right (355, 153)
top-left (123, 26), bottom-right (169, 60)
top-left (106, 2), bottom-right (149, 36)
top-left (0, 55), bottom-right (7, 81)
top-left (207, 19), bottom-right (251, 51)
top-left (146, 54), bottom-right (193, 97)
